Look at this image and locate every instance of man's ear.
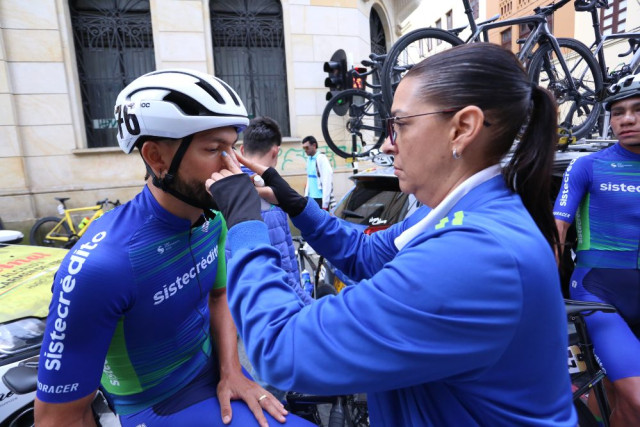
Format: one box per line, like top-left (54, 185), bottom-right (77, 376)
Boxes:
top-left (140, 141), bottom-right (168, 177)
top-left (240, 145), bottom-right (246, 156)
top-left (448, 106), bottom-right (485, 154)
top-left (269, 145), bottom-right (280, 162)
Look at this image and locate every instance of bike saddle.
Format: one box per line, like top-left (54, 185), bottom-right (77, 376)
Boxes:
top-left (55, 197), bottom-right (70, 204)
top-left (2, 364), bottom-right (38, 394)
top-left (564, 299), bottom-right (616, 316)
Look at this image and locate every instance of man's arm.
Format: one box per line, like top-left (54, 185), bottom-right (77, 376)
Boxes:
top-left (35, 392), bottom-right (97, 427)
top-left (555, 219), bottom-right (572, 263)
top-left (208, 288), bottom-right (286, 426)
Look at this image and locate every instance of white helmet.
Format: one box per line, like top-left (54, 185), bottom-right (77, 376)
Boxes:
top-left (114, 69), bottom-right (249, 153)
top-left (604, 73), bottom-right (640, 111)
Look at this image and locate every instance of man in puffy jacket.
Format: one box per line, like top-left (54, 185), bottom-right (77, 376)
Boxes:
top-left (241, 116), bottom-right (311, 305)
top-left (240, 116), bottom-right (313, 401)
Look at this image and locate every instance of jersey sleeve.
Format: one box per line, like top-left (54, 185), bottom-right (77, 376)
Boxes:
top-left (225, 218), bottom-right (522, 395)
top-left (36, 234), bottom-right (135, 404)
top-left (214, 213), bottom-right (227, 289)
top-left (553, 156), bottom-right (592, 223)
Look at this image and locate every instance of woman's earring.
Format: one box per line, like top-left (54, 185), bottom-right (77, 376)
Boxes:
top-left (452, 148), bottom-right (461, 159)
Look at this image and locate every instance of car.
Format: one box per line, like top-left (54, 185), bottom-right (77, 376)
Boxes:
top-left (332, 166), bottom-right (422, 234)
top-left (321, 142), bottom-right (612, 293)
top-left (0, 244), bottom-right (119, 427)
top-left (321, 166), bottom-right (423, 292)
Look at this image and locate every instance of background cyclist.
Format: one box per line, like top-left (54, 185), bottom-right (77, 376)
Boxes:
top-left (35, 69), bottom-right (310, 427)
top-left (554, 73), bottom-right (640, 425)
top-left (207, 43), bottom-right (576, 425)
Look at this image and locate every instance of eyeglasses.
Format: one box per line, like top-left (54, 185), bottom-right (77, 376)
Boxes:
top-left (385, 108), bottom-right (491, 145)
top-left (385, 108), bottom-right (460, 146)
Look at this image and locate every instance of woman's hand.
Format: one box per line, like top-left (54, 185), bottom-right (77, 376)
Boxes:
top-left (206, 151), bottom-right (262, 228)
top-left (233, 150), bottom-right (308, 217)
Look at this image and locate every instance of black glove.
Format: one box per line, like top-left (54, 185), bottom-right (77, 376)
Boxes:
top-left (208, 173), bottom-right (262, 228)
top-left (261, 167), bottom-right (307, 217)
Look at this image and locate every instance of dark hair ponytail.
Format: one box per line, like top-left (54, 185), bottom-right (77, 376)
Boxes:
top-left (502, 84), bottom-right (560, 252)
top-left (405, 43), bottom-right (559, 250)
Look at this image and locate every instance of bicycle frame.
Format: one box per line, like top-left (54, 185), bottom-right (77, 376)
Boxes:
top-left (569, 312), bottom-right (611, 425)
top-left (463, 0), bottom-right (575, 70)
top-left (572, 1), bottom-right (640, 139)
top-left (44, 204), bottom-right (104, 243)
top-left (589, 30), bottom-right (640, 138)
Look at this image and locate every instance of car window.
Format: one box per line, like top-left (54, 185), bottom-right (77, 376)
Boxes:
top-left (334, 179), bottom-right (409, 227)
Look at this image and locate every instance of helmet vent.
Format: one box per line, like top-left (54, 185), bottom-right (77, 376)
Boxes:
top-left (163, 91), bottom-right (209, 116)
top-left (196, 80), bottom-right (226, 104)
top-left (215, 78), bottom-right (241, 107)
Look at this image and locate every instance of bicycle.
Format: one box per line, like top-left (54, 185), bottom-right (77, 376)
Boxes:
top-left (292, 236), bottom-right (336, 299)
top-left (572, 0), bottom-right (640, 139)
top-left (285, 392), bottom-right (369, 427)
top-left (565, 298), bottom-right (616, 426)
top-left (380, 0), bottom-right (603, 139)
top-left (29, 197), bottom-right (121, 248)
top-left (321, 53), bottom-right (389, 160)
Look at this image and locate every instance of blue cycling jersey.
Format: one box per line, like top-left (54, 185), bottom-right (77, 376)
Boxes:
top-left (36, 186), bottom-right (227, 415)
top-left (553, 143), bottom-right (640, 269)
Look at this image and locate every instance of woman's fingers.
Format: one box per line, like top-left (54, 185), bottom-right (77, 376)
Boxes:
top-left (234, 150), bottom-right (268, 175)
top-left (222, 150), bottom-right (243, 174)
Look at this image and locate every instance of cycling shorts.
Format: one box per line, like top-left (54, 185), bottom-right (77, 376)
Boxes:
top-left (569, 267), bottom-right (640, 381)
top-left (119, 360), bottom-right (313, 427)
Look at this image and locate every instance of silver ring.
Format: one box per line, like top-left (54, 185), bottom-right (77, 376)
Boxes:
top-left (258, 394), bottom-right (267, 402)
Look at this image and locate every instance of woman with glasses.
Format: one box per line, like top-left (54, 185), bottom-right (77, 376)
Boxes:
top-left (207, 43), bottom-right (575, 425)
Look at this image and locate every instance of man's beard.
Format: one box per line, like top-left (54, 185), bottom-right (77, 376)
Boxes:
top-left (171, 172), bottom-right (217, 210)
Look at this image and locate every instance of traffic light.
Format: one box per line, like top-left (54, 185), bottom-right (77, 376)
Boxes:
top-left (324, 49), bottom-right (348, 101)
top-left (350, 67), bottom-right (367, 90)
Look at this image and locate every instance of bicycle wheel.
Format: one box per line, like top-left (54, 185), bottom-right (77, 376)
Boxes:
top-left (381, 28), bottom-right (464, 111)
top-left (321, 89), bottom-right (388, 159)
top-left (29, 216), bottom-right (72, 248)
top-left (528, 38), bottom-right (603, 140)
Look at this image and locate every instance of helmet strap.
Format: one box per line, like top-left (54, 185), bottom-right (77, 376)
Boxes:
top-left (143, 135), bottom-right (215, 210)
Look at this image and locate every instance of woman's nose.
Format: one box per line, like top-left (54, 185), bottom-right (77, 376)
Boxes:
top-left (381, 135), bottom-right (396, 155)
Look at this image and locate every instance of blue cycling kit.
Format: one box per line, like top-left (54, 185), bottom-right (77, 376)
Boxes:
top-left (226, 176), bottom-right (576, 426)
top-left (553, 143), bottom-right (640, 269)
top-left (36, 186), bottom-right (309, 425)
top-left (553, 143), bottom-right (640, 381)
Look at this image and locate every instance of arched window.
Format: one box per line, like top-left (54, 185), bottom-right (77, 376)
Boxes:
top-left (210, 0), bottom-right (290, 135)
top-left (370, 8), bottom-right (387, 90)
top-left (70, 0), bottom-right (155, 148)
top-left (370, 8), bottom-right (387, 55)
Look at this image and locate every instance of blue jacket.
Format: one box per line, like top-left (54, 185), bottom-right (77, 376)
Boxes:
top-left (226, 176), bottom-right (576, 426)
top-left (240, 166), bottom-right (311, 305)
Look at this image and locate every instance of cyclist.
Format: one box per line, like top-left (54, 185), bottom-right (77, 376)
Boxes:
top-left (553, 73), bottom-right (640, 425)
top-left (207, 43), bottom-right (576, 425)
top-left (34, 69), bottom-right (311, 427)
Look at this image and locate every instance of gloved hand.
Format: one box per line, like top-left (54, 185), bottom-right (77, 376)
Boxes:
top-left (207, 154), bottom-right (262, 228)
top-left (261, 167), bottom-right (307, 217)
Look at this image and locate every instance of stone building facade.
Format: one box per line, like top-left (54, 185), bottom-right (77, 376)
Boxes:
top-left (1, 0), bottom-right (419, 233)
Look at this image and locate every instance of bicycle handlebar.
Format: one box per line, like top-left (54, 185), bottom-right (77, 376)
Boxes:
top-left (618, 38), bottom-right (640, 57)
top-left (574, 0), bottom-right (607, 12)
top-left (368, 52), bottom-right (386, 63)
top-left (534, 0), bottom-right (571, 16)
top-left (96, 198), bottom-right (121, 207)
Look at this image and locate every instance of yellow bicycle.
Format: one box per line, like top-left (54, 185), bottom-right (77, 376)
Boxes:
top-left (29, 197), bottom-right (120, 248)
